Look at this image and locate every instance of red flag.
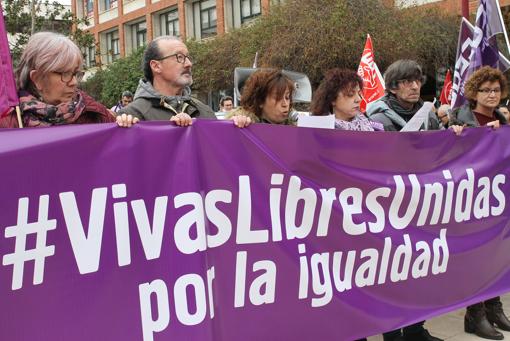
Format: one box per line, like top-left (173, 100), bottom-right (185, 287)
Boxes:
top-left (357, 34), bottom-right (385, 112)
top-left (440, 69), bottom-right (452, 105)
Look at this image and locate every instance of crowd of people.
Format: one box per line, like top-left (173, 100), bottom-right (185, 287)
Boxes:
top-left (0, 32), bottom-right (508, 341)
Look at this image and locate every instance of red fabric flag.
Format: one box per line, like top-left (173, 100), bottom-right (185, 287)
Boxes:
top-left (440, 69), bottom-right (452, 105)
top-left (357, 34), bottom-right (385, 112)
top-left (0, 4), bottom-right (18, 117)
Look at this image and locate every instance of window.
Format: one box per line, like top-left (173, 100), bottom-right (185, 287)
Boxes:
top-left (160, 9), bottom-right (179, 36)
top-left (225, 0), bottom-right (261, 30)
top-left (106, 30), bottom-right (120, 63)
top-left (240, 0), bottom-right (260, 23)
top-left (99, 0), bottom-right (117, 12)
top-left (87, 46), bottom-right (96, 67)
top-left (131, 22), bottom-right (147, 48)
top-left (85, 0), bottom-right (93, 16)
top-left (193, 0), bottom-right (216, 39)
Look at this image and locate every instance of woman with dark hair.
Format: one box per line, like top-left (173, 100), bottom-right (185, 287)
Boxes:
top-left (452, 66), bottom-right (509, 340)
top-left (310, 68), bottom-right (381, 131)
top-left (0, 32), bottom-right (136, 128)
top-left (228, 69), bottom-right (295, 127)
top-left (311, 68), bottom-right (382, 341)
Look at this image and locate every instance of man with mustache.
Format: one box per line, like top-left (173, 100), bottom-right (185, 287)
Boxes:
top-left (119, 36), bottom-right (215, 124)
top-left (366, 59), bottom-right (442, 341)
top-left (367, 59), bottom-right (439, 132)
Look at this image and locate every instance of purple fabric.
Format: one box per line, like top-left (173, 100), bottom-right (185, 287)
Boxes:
top-left (451, 19), bottom-right (474, 110)
top-left (0, 121), bottom-right (509, 341)
top-left (0, 5), bottom-right (18, 112)
top-left (468, 0), bottom-right (500, 73)
top-left (452, 1), bottom-right (510, 109)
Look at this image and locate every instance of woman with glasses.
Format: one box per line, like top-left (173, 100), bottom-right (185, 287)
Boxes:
top-left (453, 66), bottom-right (508, 130)
top-left (0, 32), bottom-right (136, 128)
top-left (451, 66), bottom-right (509, 341)
top-left (310, 68), bottom-right (382, 131)
top-left (229, 69), bottom-right (295, 127)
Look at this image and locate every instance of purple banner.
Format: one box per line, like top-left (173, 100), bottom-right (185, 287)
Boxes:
top-left (1, 121), bottom-right (510, 341)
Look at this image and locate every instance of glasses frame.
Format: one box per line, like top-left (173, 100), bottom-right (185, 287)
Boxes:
top-left (54, 70), bottom-right (85, 83)
top-left (396, 76), bottom-right (427, 87)
top-left (477, 88), bottom-right (501, 95)
top-left (154, 53), bottom-right (193, 64)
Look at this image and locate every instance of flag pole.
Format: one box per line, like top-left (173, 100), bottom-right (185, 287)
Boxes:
top-left (15, 106), bottom-right (23, 128)
top-left (494, 0), bottom-right (510, 55)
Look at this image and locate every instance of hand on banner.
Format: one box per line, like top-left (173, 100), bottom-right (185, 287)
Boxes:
top-left (170, 112), bottom-right (193, 126)
top-left (231, 115), bottom-right (252, 128)
top-left (487, 120), bottom-right (501, 129)
top-left (116, 113), bottom-right (139, 128)
top-left (449, 124), bottom-right (464, 136)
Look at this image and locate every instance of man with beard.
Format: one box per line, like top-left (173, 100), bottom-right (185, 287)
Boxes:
top-left (119, 36), bottom-right (215, 125)
top-left (367, 59), bottom-right (439, 131)
top-left (366, 59), bottom-right (442, 341)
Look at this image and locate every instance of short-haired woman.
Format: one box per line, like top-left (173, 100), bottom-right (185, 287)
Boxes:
top-left (453, 66), bottom-right (509, 340)
top-left (0, 32), bottom-right (136, 128)
top-left (228, 69), bottom-right (295, 127)
top-left (310, 68), bottom-right (382, 131)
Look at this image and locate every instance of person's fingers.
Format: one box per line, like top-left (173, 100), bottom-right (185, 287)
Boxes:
top-left (116, 115), bottom-right (125, 127)
top-left (487, 120), bottom-right (500, 129)
top-left (170, 113), bottom-right (192, 126)
top-left (233, 116), bottom-right (250, 128)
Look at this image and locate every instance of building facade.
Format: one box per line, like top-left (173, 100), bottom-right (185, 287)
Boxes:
top-left (72, 0), bottom-right (286, 67)
top-left (393, 0), bottom-right (510, 16)
top-left (74, 0), bottom-right (510, 68)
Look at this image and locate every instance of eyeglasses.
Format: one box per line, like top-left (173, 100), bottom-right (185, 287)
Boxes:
top-left (54, 70), bottom-right (85, 83)
top-left (478, 88), bottom-right (501, 95)
top-left (155, 53), bottom-right (193, 64)
top-left (397, 76), bottom-right (426, 87)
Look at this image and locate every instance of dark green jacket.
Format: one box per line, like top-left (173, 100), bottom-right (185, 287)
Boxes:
top-left (119, 79), bottom-right (216, 121)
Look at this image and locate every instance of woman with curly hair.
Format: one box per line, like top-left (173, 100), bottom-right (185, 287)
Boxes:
top-left (453, 66), bottom-right (509, 341)
top-left (228, 69), bottom-right (295, 127)
top-left (310, 68), bottom-right (382, 131)
top-left (453, 66), bottom-right (508, 129)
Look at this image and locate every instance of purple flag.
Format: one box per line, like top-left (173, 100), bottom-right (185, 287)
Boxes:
top-left (0, 4), bottom-right (18, 116)
top-left (450, 18), bottom-right (473, 109)
top-left (1, 121), bottom-right (510, 341)
top-left (451, 1), bottom-right (510, 110)
top-left (468, 0), bottom-right (500, 72)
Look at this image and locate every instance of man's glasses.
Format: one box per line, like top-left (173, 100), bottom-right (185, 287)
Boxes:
top-left (397, 76), bottom-right (426, 87)
top-left (155, 53), bottom-right (193, 64)
top-left (478, 88), bottom-right (501, 95)
top-left (54, 70), bottom-right (85, 83)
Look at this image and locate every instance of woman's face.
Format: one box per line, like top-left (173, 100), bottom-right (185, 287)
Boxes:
top-left (475, 80), bottom-right (502, 112)
top-left (261, 89), bottom-right (291, 124)
top-left (331, 84), bottom-right (362, 121)
top-left (499, 106), bottom-right (510, 121)
top-left (31, 63), bottom-right (82, 105)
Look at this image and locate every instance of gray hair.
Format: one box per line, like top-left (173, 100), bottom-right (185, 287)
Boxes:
top-left (142, 36), bottom-right (182, 83)
top-left (16, 31), bottom-right (83, 95)
top-left (383, 59), bottom-right (424, 90)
